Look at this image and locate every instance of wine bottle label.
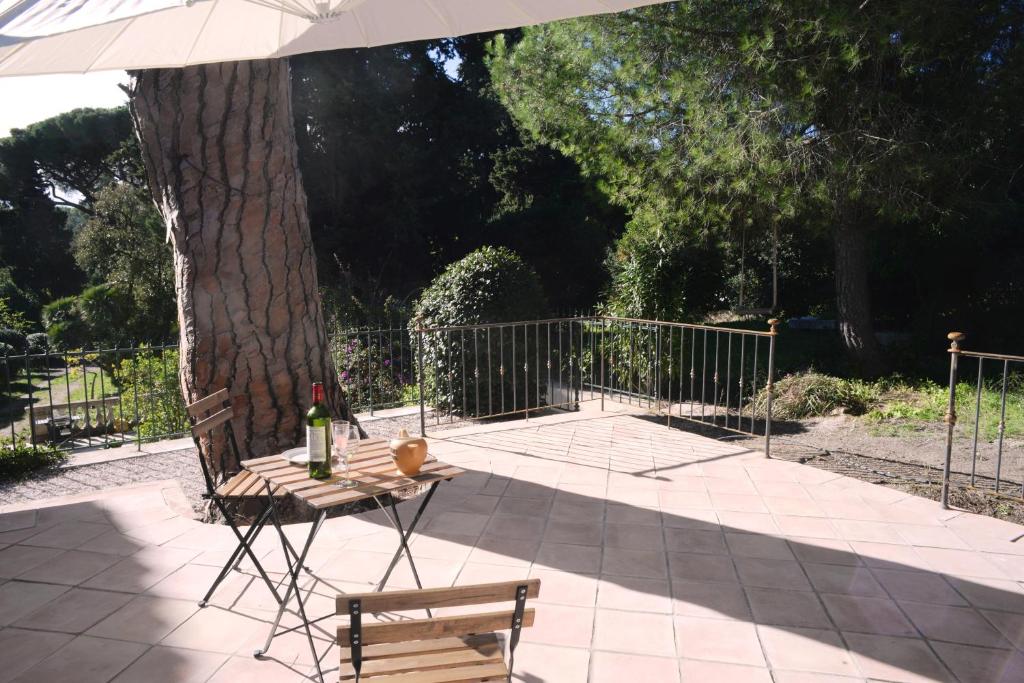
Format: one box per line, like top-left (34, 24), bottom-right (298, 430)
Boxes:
top-left (306, 425), bottom-right (328, 463)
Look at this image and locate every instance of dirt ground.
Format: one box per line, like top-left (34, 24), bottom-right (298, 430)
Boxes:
top-left (730, 414), bottom-right (1024, 524)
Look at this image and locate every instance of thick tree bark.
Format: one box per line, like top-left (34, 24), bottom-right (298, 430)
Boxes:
top-left (128, 59), bottom-right (356, 478)
top-left (833, 221), bottom-right (884, 376)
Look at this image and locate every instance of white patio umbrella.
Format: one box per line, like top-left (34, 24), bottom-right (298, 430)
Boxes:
top-left (0, 0), bottom-right (667, 75)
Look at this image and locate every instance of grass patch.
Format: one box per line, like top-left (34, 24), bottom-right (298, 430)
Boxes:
top-left (867, 376), bottom-right (1024, 441)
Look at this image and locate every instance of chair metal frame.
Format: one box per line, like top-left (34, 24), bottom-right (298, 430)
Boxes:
top-left (187, 389), bottom-right (285, 608)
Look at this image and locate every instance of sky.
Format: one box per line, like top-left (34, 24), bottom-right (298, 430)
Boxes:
top-left (0, 70), bottom-right (128, 136)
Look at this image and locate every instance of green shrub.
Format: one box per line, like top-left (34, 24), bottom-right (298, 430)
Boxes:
top-left (114, 347), bottom-right (189, 439)
top-left (0, 440), bottom-right (67, 480)
top-left (42, 295), bottom-right (88, 350)
top-left (0, 328), bottom-right (27, 353)
top-left (412, 247), bottom-right (548, 416)
top-left (754, 371), bottom-right (881, 420)
top-left (26, 333), bottom-right (49, 354)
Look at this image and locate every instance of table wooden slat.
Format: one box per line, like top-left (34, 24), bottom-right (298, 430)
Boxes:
top-left (241, 438), bottom-right (465, 510)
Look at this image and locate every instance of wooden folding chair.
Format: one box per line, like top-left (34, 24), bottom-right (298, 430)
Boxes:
top-left (337, 579), bottom-right (540, 682)
top-left (187, 388), bottom-right (287, 608)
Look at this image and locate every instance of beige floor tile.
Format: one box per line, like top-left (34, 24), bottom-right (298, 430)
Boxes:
top-left (11, 635), bottom-right (147, 683)
top-left (872, 568), bottom-right (966, 606)
top-left (523, 603), bottom-right (595, 649)
top-left (534, 543), bottom-right (602, 573)
top-left (945, 575), bottom-right (1024, 614)
top-left (745, 587), bottom-right (831, 628)
top-left (19, 521), bottom-right (111, 549)
top-left (604, 523), bottom-right (664, 551)
top-left (0, 628), bottom-right (74, 683)
top-left (0, 544), bottom-right (64, 579)
top-left (14, 587), bottom-right (132, 634)
top-left (597, 576), bottom-right (672, 614)
top-left (725, 532), bottom-right (794, 560)
top-left (734, 557), bottom-right (812, 591)
top-left (14, 548), bottom-right (116, 589)
top-left (74, 530), bottom-right (147, 557)
top-left (774, 515), bottom-right (839, 539)
top-left (591, 651), bottom-right (680, 682)
top-left (679, 658), bottom-right (773, 682)
top-left (543, 519), bottom-right (603, 546)
top-left (982, 609), bottom-right (1024, 648)
top-left (662, 508), bottom-right (719, 530)
top-left (667, 552), bottom-right (737, 583)
top-left (111, 645), bottom-right (227, 682)
top-left (206, 655), bottom-right (307, 682)
top-left (914, 547), bottom-right (1010, 580)
top-left (672, 578), bottom-right (751, 621)
top-left (899, 601), bottom-right (1010, 647)
top-left (0, 511), bottom-right (36, 534)
top-left (845, 632), bottom-right (954, 683)
top-left (87, 595), bottom-right (199, 643)
top-left (602, 546), bottom-right (668, 580)
top-left (530, 568), bottom-right (598, 607)
top-left (930, 640), bottom-right (1024, 683)
top-left (512, 642), bottom-right (589, 683)
top-left (674, 615), bottom-right (764, 665)
top-left (821, 594), bottom-right (917, 637)
top-left (423, 511), bottom-right (490, 536)
top-left (849, 540), bottom-right (929, 571)
top-left (455, 562), bottom-right (531, 585)
top-left (484, 514), bottom-right (547, 542)
top-left (607, 504), bottom-right (661, 527)
top-left (83, 546), bottom-right (200, 593)
top-left (803, 563), bottom-right (887, 597)
top-left (789, 538), bottom-right (862, 566)
top-left (0, 580), bottom-right (69, 627)
top-left (717, 512), bottom-right (780, 535)
top-left (758, 625), bottom-right (858, 676)
top-left (161, 606), bottom-right (267, 653)
top-left (593, 609), bottom-right (675, 656)
top-left (664, 528), bottom-right (728, 555)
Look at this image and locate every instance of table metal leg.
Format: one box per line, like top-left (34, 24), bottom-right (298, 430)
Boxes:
top-left (199, 502), bottom-right (275, 608)
top-left (205, 496), bottom-right (283, 608)
top-left (374, 482), bottom-right (440, 616)
top-left (254, 482), bottom-right (326, 683)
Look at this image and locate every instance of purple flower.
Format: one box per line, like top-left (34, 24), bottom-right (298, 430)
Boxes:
top-left (341, 371), bottom-right (350, 381)
top-left (383, 359), bottom-right (391, 367)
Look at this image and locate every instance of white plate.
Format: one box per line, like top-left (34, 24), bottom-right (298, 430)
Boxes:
top-left (282, 446), bottom-right (308, 465)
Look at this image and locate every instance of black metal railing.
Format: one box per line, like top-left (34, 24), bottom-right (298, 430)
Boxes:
top-left (941, 332), bottom-right (1024, 507)
top-left (0, 344), bottom-right (187, 452)
top-left (330, 321), bottom-right (416, 415)
top-left (413, 316), bottom-right (779, 456)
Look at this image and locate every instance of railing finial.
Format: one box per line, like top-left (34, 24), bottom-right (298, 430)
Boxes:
top-left (768, 318), bottom-right (779, 336)
top-left (947, 331), bottom-right (966, 352)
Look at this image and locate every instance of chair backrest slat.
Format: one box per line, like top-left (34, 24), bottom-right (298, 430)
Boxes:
top-left (337, 609), bottom-right (535, 646)
top-left (187, 388), bottom-right (230, 418)
top-left (191, 406), bottom-right (234, 438)
top-left (335, 579), bottom-right (540, 615)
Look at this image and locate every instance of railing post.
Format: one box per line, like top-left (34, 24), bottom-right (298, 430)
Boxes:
top-left (941, 331), bottom-right (965, 509)
top-left (417, 324), bottom-right (426, 438)
top-left (600, 317), bottom-right (606, 412)
top-left (764, 319), bottom-right (779, 459)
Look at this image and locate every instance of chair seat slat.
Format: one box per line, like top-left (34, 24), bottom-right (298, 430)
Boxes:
top-left (341, 662), bottom-right (509, 682)
top-left (338, 609), bottom-right (534, 646)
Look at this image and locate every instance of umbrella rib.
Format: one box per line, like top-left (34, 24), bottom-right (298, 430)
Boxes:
top-left (351, 8), bottom-right (369, 46)
top-left (183, 0), bottom-right (218, 65)
top-left (420, 0), bottom-right (456, 36)
top-left (501, 0), bottom-right (539, 25)
top-left (83, 18), bottom-right (136, 73)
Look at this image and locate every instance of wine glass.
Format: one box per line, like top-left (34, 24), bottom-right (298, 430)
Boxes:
top-left (331, 420), bottom-right (358, 488)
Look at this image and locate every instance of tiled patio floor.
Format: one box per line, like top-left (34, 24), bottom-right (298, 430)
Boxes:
top-left (1, 405), bottom-right (1023, 682)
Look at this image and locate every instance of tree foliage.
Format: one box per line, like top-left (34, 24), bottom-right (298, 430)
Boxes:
top-left (490, 1), bottom-right (1024, 370)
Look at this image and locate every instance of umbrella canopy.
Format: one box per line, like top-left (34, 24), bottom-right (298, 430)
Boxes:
top-left (0, 0), bottom-right (668, 75)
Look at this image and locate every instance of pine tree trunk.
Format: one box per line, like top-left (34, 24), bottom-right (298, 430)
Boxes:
top-left (128, 59), bottom-right (356, 479)
top-left (833, 221), bottom-right (884, 376)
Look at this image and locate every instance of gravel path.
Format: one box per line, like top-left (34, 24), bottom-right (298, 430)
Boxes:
top-left (0, 413), bottom-right (459, 511)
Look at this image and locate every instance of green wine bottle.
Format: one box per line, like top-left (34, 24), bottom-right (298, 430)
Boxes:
top-left (307, 382), bottom-right (332, 480)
